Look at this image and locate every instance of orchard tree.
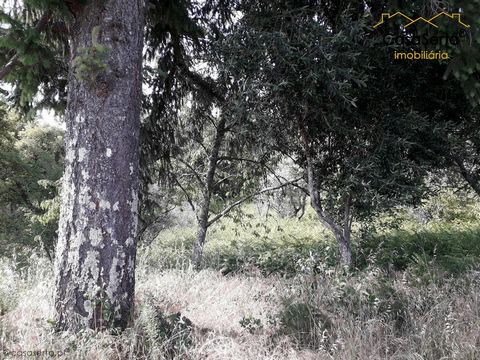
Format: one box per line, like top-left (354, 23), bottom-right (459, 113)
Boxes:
top-left (162, 99), bottom-right (299, 268)
top-left (141, 4), bottom-right (299, 267)
top-left (222, 0), bottom-right (432, 265)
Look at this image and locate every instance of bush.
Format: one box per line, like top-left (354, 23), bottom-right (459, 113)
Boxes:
top-left (275, 300), bottom-right (334, 350)
top-left (356, 224), bottom-right (480, 274)
top-left (153, 309), bottom-right (194, 357)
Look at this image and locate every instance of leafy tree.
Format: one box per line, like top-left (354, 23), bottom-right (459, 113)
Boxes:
top-left (0, 104), bottom-right (63, 261)
top-left (219, 1), bottom-right (436, 265)
top-left (142, 1), bottom-right (300, 267)
top-left (367, 0), bottom-right (480, 197)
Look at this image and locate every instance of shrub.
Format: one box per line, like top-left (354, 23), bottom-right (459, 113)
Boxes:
top-left (356, 225), bottom-right (480, 275)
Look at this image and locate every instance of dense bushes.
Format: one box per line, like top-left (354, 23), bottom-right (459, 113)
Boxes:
top-left (357, 225), bottom-right (480, 274)
top-left (143, 199), bottom-right (480, 278)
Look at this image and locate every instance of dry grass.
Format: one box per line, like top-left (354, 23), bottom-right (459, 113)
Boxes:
top-left (1, 255), bottom-right (479, 359)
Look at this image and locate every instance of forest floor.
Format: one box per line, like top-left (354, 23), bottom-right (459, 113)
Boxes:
top-left (1, 199), bottom-right (480, 359)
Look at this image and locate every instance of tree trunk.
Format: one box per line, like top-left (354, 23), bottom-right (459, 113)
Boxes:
top-left (192, 223), bottom-right (208, 269)
top-left (451, 154), bottom-right (480, 197)
top-left (54, 0), bottom-right (144, 331)
top-left (335, 230), bottom-right (352, 266)
top-left (338, 194), bottom-right (353, 266)
top-left (191, 116), bottom-right (227, 269)
top-left (297, 112), bottom-right (353, 266)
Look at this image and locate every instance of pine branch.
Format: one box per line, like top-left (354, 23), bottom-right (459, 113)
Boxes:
top-left (179, 63), bottom-right (226, 104)
top-left (0, 10), bottom-right (52, 81)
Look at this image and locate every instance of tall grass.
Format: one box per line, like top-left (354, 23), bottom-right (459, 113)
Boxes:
top-left (1, 196), bottom-right (480, 359)
top-left (1, 256), bottom-right (479, 359)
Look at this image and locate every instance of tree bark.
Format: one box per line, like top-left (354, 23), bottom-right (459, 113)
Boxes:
top-left (192, 224), bottom-right (208, 269)
top-left (54, 0), bottom-right (144, 331)
top-left (451, 154), bottom-right (480, 197)
top-left (335, 232), bottom-right (352, 265)
top-left (192, 116), bottom-right (227, 269)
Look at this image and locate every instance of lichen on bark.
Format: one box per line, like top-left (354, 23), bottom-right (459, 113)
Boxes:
top-left (54, 0), bottom-right (144, 332)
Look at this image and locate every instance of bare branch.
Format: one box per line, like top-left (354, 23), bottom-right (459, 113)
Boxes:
top-left (172, 174), bottom-right (197, 217)
top-left (213, 174), bottom-right (237, 187)
top-left (207, 176), bottom-right (303, 227)
top-left (175, 158), bottom-right (206, 188)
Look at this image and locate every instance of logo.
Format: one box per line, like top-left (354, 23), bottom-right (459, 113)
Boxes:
top-left (373, 11), bottom-right (471, 60)
top-left (373, 12), bottom-right (470, 29)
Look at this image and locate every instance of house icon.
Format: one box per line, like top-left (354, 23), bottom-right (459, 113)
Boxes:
top-left (429, 12), bottom-right (470, 28)
top-left (373, 12), bottom-right (470, 29)
top-left (373, 12), bottom-right (415, 29)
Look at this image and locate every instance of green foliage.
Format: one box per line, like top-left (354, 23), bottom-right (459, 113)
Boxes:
top-left (442, 0), bottom-right (480, 106)
top-left (141, 206), bottom-right (339, 274)
top-left (0, 4), bottom-right (68, 112)
top-left (357, 224), bottom-right (480, 274)
top-left (142, 190), bottom-right (480, 278)
top-left (23, 0), bottom-right (76, 15)
top-left (275, 300), bottom-right (333, 350)
top-left (217, 2), bottom-right (436, 238)
top-left (356, 191), bottom-right (480, 274)
top-left (209, 204), bottom-right (334, 275)
top-left (0, 105), bottom-right (63, 261)
top-left (0, 23), bottom-right (56, 106)
top-left (83, 292), bottom-right (118, 331)
top-left (152, 309), bottom-right (194, 357)
top-left (239, 315), bottom-right (263, 334)
top-left (73, 26), bottom-right (110, 82)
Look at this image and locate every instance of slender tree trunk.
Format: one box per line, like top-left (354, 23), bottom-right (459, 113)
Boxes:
top-left (192, 117), bottom-right (227, 268)
top-left (451, 154), bottom-right (480, 197)
top-left (335, 230), bottom-right (352, 266)
top-left (297, 112), bottom-right (353, 266)
top-left (192, 223), bottom-right (208, 268)
top-left (54, 0), bottom-right (144, 331)
top-left (335, 194), bottom-right (353, 265)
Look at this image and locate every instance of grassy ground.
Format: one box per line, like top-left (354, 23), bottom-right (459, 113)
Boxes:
top-left (1, 197), bottom-right (480, 359)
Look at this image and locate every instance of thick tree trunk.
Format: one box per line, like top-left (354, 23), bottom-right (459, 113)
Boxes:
top-left (192, 117), bottom-right (227, 269)
top-left (54, 0), bottom-right (144, 331)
